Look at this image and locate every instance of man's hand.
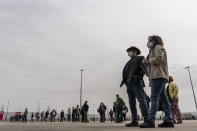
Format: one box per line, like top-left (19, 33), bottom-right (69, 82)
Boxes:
top-left (120, 82), bottom-right (124, 88)
top-left (142, 59), bottom-right (149, 64)
top-left (120, 80), bottom-right (125, 88)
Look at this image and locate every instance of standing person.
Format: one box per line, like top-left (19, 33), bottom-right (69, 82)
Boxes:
top-left (80, 106), bottom-right (85, 122)
top-left (140, 35), bottom-right (174, 128)
top-left (23, 108), bottom-right (28, 122)
top-left (31, 113), bottom-right (34, 122)
top-left (109, 109), bottom-right (114, 122)
top-left (122, 105), bottom-right (128, 122)
top-left (113, 102), bottom-right (117, 122)
top-left (50, 109), bottom-right (57, 122)
top-left (60, 110), bottom-right (65, 122)
top-left (72, 107), bottom-right (76, 122)
top-left (67, 108), bottom-right (71, 121)
top-left (35, 112), bottom-right (40, 121)
top-left (41, 111), bottom-right (45, 122)
top-left (97, 102), bottom-right (106, 122)
top-left (115, 94), bottom-right (125, 123)
top-left (45, 110), bottom-right (49, 122)
top-left (18, 113), bottom-right (22, 122)
top-left (168, 76), bottom-right (182, 124)
top-left (21, 114), bottom-right (24, 122)
top-left (120, 46), bottom-right (149, 127)
top-left (83, 101), bottom-right (89, 122)
top-left (76, 105), bottom-right (80, 122)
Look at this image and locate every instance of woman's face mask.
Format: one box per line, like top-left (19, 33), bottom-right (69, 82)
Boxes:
top-left (147, 41), bottom-right (154, 48)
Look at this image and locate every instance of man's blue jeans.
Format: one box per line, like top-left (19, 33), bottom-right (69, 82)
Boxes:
top-left (127, 80), bottom-right (149, 123)
top-left (148, 78), bottom-right (173, 123)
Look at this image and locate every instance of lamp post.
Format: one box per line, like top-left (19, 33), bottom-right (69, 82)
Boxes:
top-left (79, 69), bottom-right (84, 122)
top-left (185, 66), bottom-right (197, 112)
top-left (80, 69), bottom-right (84, 110)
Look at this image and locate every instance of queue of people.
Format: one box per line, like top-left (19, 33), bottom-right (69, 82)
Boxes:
top-left (9, 101), bottom-right (90, 123)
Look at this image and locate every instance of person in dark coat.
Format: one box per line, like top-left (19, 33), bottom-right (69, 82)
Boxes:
top-left (23, 108), bottom-right (28, 122)
top-left (67, 108), bottom-right (71, 121)
top-left (122, 105), bottom-right (128, 122)
top-left (60, 110), bottom-right (65, 122)
top-left (116, 94), bottom-right (125, 123)
top-left (45, 110), bottom-right (49, 122)
top-left (120, 46), bottom-right (149, 127)
top-left (50, 109), bottom-right (57, 122)
top-left (72, 107), bottom-right (76, 122)
top-left (82, 101), bottom-right (89, 122)
top-left (75, 105), bottom-right (80, 122)
top-left (31, 113), bottom-right (34, 122)
top-left (97, 102), bottom-right (107, 122)
top-left (113, 102), bottom-right (117, 122)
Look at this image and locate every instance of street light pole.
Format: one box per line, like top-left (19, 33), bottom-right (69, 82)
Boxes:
top-left (185, 66), bottom-right (197, 112)
top-left (79, 69), bottom-right (84, 122)
top-left (80, 69), bottom-right (84, 110)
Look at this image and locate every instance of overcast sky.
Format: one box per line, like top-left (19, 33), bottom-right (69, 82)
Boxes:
top-left (1, 0), bottom-right (197, 114)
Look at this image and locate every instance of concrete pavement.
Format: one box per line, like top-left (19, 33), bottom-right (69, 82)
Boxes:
top-left (0, 120), bottom-right (197, 131)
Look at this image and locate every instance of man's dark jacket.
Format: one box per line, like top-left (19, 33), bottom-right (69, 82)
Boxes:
top-left (83, 103), bottom-right (89, 112)
top-left (121, 56), bottom-right (146, 86)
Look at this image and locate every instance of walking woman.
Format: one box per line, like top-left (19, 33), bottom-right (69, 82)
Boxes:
top-left (168, 76), bottom-right (182, 124)
top-left (140, 35), bottom-right (174, 128)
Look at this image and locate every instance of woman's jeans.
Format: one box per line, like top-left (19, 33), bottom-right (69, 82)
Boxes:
top-left (148, 78), bottom-right (173, 123)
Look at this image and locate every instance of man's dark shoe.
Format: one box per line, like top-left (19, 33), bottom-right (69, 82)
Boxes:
top-left (177, 121), bottom-right (183, 124)
top-left (139, 121), bottom-right (155, 128)
top-left (158, 121), bottom-right (174, 128)
top-left (126, 122), bottom-right (139, 127)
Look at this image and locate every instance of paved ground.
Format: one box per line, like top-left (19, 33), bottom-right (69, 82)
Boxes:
top-left (0, 120), bottom-right (197, 131)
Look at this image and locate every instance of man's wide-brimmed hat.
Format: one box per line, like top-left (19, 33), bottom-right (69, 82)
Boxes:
top-left (126, 46), bottom-right (141, 55)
